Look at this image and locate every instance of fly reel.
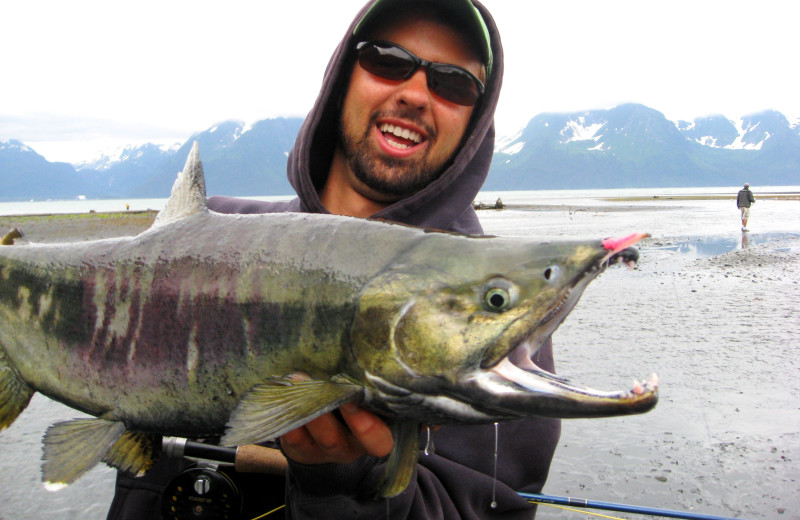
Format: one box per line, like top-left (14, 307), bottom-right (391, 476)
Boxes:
top-left (161, 466), bottom-right (242, 520)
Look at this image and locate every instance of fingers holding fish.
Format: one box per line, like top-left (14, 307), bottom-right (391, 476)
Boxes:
top-left (280, 406), bottom-right (393, 466)
top-left (339, 402), bottom-right (394, 458)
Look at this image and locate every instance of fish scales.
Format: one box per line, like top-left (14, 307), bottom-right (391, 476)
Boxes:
top-left (0, 143), bottom-right (657, 496)
top-left (0, 211), bottom-right (422, 434)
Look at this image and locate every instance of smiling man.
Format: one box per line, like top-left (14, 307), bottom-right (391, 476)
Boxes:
top-left (107, 1), bottom-right (560, 519)
top-left (322, 11), bottom-right (486, 217)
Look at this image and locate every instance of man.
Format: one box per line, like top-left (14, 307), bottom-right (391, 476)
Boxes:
top-left (737, 182), bottom-right (755, 231)
top-left (107, 1), bottom-right (559, 518)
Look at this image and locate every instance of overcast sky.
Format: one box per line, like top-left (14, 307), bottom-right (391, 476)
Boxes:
top-left (1, 0), bottom-right (797, 164)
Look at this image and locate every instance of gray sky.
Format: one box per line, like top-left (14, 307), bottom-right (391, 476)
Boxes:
top-left (2, 0), bottom-right (797, 163)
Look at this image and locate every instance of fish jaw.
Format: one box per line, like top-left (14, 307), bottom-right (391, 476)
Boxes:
top-left (470, 358), bottom-right (659, 418)
top-left (351, 233), bottom-right (657, 423)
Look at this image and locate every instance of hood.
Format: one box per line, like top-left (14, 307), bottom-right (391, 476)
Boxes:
top-left (286, 0), bottom-right (503, 234)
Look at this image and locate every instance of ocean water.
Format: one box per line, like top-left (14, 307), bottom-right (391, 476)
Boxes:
top-left (1, 186), bottom-right (798, 519)
top-left (1, 185), bottom-right (797, 218)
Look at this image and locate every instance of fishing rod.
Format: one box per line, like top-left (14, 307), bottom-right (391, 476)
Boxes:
top-left (162, 438), bottom-right (747, 520)
top-left (162, 436), bottom-right (287, 474)
top-left (520, 492), bottom-right (746, 520)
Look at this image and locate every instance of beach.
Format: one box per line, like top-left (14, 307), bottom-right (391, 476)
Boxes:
top-left (0, 196), bottom-right (798, 519)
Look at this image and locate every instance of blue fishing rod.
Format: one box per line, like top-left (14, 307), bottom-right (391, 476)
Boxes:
top-left (163, 438), bottom-right (747, 520)
top-left (520, 492), bottom-right (745, 520)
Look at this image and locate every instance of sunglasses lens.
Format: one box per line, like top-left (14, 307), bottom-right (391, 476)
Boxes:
top-left (358, 43), bottom-right (416, 81)
top-left (428, 66), bottom-right (481, 106)
top-left (357, 42), bottom-right (483, 106)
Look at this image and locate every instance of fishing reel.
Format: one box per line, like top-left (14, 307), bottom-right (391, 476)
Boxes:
top-left (161, 437), bottom-right (243, 520)
top-left (160, 436), bottom-right (287, 520)
top-left (161, 466), bottom-right (242, 520)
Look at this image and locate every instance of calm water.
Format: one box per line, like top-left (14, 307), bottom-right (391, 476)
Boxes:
top-left (1, 185), bottom-right (797, 217)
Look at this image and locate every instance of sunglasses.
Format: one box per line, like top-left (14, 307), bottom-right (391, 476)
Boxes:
top-left (355, 40), bottom-right (485, 106)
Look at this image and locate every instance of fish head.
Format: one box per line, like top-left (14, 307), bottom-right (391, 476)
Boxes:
top-left (351, 232), bottom-right (657, 423)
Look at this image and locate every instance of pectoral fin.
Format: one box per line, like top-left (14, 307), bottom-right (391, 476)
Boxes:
top-left (378, 421), bottom-right (421, 498)
top-left (222, 376), bottom-right (363, 447)
top-left (0, 353), bottom-right (34, 430)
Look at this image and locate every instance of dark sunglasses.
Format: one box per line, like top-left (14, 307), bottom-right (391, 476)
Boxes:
top-left (355, 40), bottom-right (485, 106)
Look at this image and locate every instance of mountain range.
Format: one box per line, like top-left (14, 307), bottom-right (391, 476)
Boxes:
top-left (1, 104), bottom-right (798, 201)
top-left (490, 104), bottom-right (800, 189)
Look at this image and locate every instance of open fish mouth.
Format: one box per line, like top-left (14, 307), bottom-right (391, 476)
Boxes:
top-left (479, 233), bottom-right (659, 419)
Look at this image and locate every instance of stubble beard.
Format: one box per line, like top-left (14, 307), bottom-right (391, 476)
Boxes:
top-left (339, 112), bottom-right (446, 199)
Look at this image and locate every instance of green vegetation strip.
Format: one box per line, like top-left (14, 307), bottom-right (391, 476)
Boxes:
top-left (0, 210), bottom-right (157, 223)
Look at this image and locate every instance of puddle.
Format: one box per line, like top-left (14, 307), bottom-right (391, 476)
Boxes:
top-left (645, 232), bottom-right (800, 259)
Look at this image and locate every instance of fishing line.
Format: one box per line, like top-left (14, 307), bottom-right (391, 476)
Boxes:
top-left (532, 503), bottom-right (627, 519)
top-left (248, 504), bottom-right (285, 520)
top-left (424, 424), bottom-right (433, 455)
top-left (490, 422), bottom-right (499, 509)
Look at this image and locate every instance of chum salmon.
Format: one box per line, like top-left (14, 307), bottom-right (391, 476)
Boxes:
top-left (0, 143), bottom-right (657, 496)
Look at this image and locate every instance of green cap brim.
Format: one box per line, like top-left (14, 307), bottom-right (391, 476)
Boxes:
top-left (353, 0), bottom-right (493, 77)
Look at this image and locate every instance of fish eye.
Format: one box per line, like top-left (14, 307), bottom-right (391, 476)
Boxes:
top-left (482, 278), bottom-right (518, 312)
top-left (543, 265), bottom-right (561, 283)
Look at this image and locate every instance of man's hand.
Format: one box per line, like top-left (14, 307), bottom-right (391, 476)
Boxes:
top-left (280, 403), bottom-right (394, 465)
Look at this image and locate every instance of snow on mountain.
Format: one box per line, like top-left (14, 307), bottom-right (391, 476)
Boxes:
top-left (495, 129), bottom-right (524, 155)
top-left (76, 141), bottom-right (182, 171)
top-left (675, 111), bottom-right (793, 151)
top-left (729, 119), bottom-right (766, 150)
top-left (560, 117), bottom-right (605, 145)
top-left (0, 139), bottom-right (35, 154)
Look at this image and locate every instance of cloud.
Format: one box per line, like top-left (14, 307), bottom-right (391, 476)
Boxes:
top-left (0, 114), bottom-right (186, 143)
top-left (1, 0), bottom-right (797, 163)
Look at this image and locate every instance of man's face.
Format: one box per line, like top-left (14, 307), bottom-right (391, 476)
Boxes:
top-left (338, 16), bottom-right (484, 201)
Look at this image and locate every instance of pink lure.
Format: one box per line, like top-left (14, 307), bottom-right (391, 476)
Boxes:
top-left (600, 233), bottom-right (649, 266)
top-left (601, 233), bottom-right (649, 254)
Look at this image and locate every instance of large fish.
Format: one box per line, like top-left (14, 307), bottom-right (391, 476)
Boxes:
top-left (0, 143), bottom-right (657, 497)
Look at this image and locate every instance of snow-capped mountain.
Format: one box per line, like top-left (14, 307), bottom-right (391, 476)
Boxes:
top-left (2, 105), bottom-right (798, 201)
top-left (0, 139), bottom-right (81, 200)
top-left (488, 104), bottom-right (800, 190)
top-left (76, 142), bottom-right (182, 172)
top-left (676, 110), bottom-right (795, 151)
top-left (73, 118), bottom-right (304, 199)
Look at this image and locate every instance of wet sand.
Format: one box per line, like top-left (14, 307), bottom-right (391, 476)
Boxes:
top-left (534, 238), bottom-right (799, 519)
top-left (479, 199), bottom-right (799, 519)
top-left (0, 204), bottom-right (798, 519)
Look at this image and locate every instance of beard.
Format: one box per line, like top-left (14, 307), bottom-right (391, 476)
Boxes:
top-left (338, 111), bottom-right (447, 199)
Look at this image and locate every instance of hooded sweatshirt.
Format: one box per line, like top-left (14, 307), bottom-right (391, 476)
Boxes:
top-left (107, 1), bottom-right (559, 519)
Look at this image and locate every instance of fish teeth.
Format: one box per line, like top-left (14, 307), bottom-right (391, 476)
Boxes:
top-left (631, 373), bottom-right (659, 395)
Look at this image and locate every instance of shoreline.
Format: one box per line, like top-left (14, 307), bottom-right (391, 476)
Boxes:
top-left (472, 192), bottom-right (799, 212)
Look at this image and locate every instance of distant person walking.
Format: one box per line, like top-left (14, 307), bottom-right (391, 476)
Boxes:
top-left (737, 182), bottom-right (755, 231)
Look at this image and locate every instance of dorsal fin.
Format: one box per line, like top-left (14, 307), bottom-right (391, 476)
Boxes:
top-left (153, 141), bottom-right (208, 226)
